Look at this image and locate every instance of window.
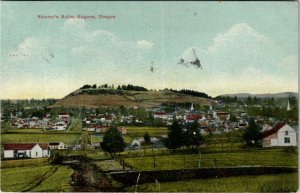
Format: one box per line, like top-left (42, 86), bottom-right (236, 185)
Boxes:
top-left (36, 152), bottom-right (38, 156)
top-left (285, 131), bottom-right (288, 136)
top-left (29, 151), bottom-right (31, 157)
top-left (284, 137), bottom-right (290, 143)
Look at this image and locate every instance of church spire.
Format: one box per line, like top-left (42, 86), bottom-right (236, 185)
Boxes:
top-left (287, 100), bottom-right (291, 111)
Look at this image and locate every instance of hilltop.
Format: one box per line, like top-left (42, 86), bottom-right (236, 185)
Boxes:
top-left (50, 87), bottom-right (212, 109)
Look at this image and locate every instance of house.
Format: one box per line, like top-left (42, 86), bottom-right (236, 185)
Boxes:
top-left (3, 143), bottom-right (50, 159)
top-left (213, 112), bottom-right (230, 122)
top-left (154, 112), bottom-right (168, 119)
top-left (130, 139), bottom-right (141, 149)
top-left (262, 123), bottom-right (297, 147)
top-left (184, 113), bottom-right (202, 123)
top-left (49, 142), bottom-right (67, 150)
top-left (53, 122), bottom-right (67, 130)
top-left (118, 127), bottom-right (127, 134)
top-left (59, 113), bottom-right (69, 121)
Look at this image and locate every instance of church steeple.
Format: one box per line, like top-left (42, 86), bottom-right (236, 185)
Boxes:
top-left (287, 100), bottom-right (291, 111)
top-left (191, 103), bottom-right (194, 111)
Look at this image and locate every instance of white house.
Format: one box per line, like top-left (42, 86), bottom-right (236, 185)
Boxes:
top-left (3, 143), bottom-right (50, 159)
top-left (53, 122), bottom-right (67, 130)
top-left (49, 142), bottom-right (67, 150)
top-left (130, 139), bottom-right (141, 149)
top-left (262, 123), bottom-right (297, 147)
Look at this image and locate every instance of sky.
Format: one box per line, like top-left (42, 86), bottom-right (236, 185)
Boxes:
top-left (1, 1), bottom-right (298, 99)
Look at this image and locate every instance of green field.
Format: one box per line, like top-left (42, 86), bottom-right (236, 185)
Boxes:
top-left (1, 133), bottom-right (80, 144)
top-left (126, 126), bottom-right (167, 137)
top-left (1, 165), bottom-right (52, 192)
top-left (3, 128), bottom-right (44, 133)
top-left (1, 159), bottom-right (73, 192)
top-left (124, 173), bottom-right (298, 192)
top-left (123, 135), bottom-right (133, 145)
top-left (1, 158), bottom-right (48, 168)
top-left (30, 166), bottom-right (73, 192)
top-left (123, 148), bottom-right (298, 170)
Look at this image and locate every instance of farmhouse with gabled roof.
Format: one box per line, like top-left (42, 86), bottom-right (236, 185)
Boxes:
top-left (262, 123), bottom-right (297, 147)
top-left (3, 143), bottom-right (50, 159)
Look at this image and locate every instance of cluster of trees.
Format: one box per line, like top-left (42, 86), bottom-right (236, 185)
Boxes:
top-left (80, 83), bottom-right (148, 91)
top-left (117, 84), bottom-right (148, 91)
top-left (215, 96), bottom-right (238, 103)
top-left (80, 84), bottom-right (97, 89)
top-left (170, 89), bottom-right (211, 99)
top-left (164, 120), bottom-right (204, 149)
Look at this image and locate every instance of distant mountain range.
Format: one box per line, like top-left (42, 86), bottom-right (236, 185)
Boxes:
top-left (219, 92), bottom-right (298, 98)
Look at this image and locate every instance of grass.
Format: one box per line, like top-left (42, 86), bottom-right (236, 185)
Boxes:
top-left (123, 135), bottom-right (133, 144)
top-left (123, 148), bottom-right (298, 170)
top-left (126, 126), bottom-right (167, 137)
top-left (123, 173), bottom-right (298, 192)
top-left (1, 133), bottom-right (80, 144)
top-left (91, 135), bottom-right (103, 143)
top-left (3, 128), bottom-right (44, 133)
top-left (1, 158), bottom-right (48, 168)
top-left (1, 165), bottom-right (52, 192)
top-left (94, 160), bottom-right (127, 171)
top-left (30, 166), bottom-right (73, 192)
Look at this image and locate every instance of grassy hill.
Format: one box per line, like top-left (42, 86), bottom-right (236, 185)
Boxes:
top-left (50, 89), bottom-right (211, 108)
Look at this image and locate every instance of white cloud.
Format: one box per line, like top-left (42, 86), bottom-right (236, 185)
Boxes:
top-left (208, 23), bottom-right (268, 54)
top-left (136, 40), bottom-right (154, 49)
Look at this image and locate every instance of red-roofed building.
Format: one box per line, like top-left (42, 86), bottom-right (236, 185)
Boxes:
top-left (59, 113), bottom-right (69, 121)
top-left (184, 113), bottom-right (202, 123)
top-left (262, 123), bottom-right (297, 147)
top-left (3, 143), bottom-right (50, 159)
top-left (154, 112), bottom-right (168, 119)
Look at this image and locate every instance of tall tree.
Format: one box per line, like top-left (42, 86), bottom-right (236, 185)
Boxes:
top-left (143, 132), bottom-right (151, 145)
top-left (243, 118), bottom-right (262, 146)
top-left (164, 120), bottom-right (184, 150)
top-left (101, 126), bottom-right (126, 158)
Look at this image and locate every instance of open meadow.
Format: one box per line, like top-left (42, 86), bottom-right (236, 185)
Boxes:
top-left (1, 133), bottom-right (80, 144)
top-left (125, 126), bottom-right (167, 137)
top-left (124, 173), bottom-right (298, 192)
top-left (123, 148), bottom-right (298, 170)
top-left (1, 159), bottom-right (73, 192)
